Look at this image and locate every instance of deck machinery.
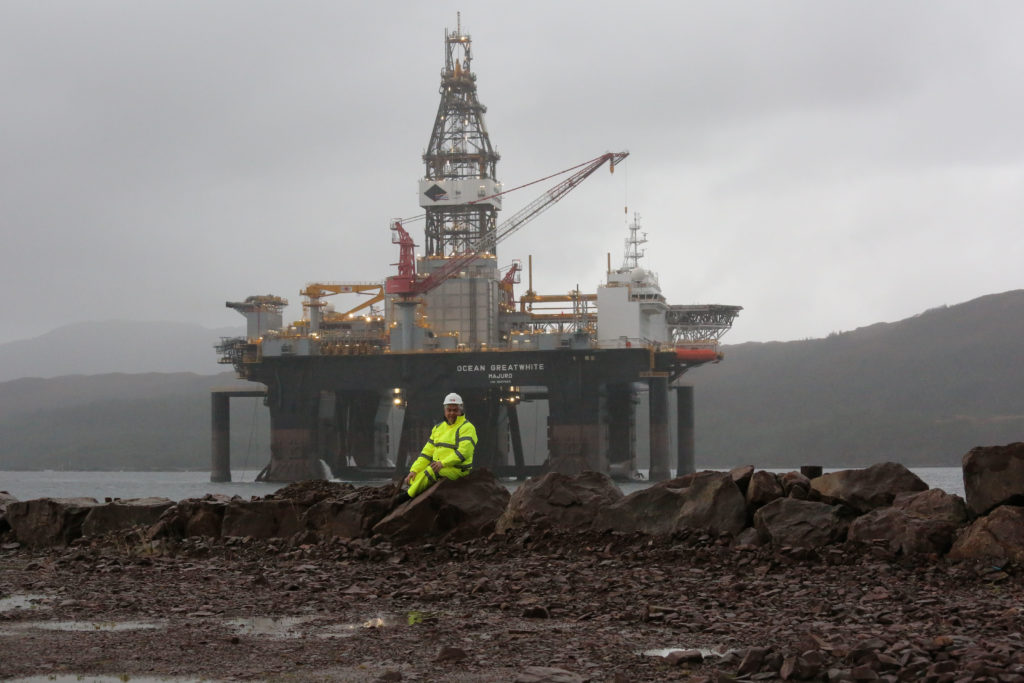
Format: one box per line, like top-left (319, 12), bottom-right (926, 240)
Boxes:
top-left (216, 19), bottom-right (741, 483)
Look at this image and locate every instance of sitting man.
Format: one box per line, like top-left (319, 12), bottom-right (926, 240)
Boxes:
top-left (402, 392), bottom-right (477, 498)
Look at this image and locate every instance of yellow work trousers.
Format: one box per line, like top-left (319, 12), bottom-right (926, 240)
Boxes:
top-left (407, 464), bottom-right (468, 498)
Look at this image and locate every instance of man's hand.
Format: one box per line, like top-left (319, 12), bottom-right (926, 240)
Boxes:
top-left (403, 471), bottom-right (414, 486)
top-left (429, 460), bottom-right (444, 474)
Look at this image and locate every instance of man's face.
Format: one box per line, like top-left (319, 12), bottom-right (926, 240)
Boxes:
top-left (444, 403), bottom-right (461, 423)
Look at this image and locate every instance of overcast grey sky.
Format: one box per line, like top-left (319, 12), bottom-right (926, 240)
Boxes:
top-left (2, 1), bottom-right (1021, 345)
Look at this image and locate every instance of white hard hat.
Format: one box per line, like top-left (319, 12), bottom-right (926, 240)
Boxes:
top-left (443, 392), bottom-right (463, 406)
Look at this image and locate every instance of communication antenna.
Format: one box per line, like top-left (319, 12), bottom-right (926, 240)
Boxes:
top-left (623, 212), bottom-right (647, 270)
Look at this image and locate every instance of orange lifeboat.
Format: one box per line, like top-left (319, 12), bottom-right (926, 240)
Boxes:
top-left (674, 347), bottom-right (721, 363)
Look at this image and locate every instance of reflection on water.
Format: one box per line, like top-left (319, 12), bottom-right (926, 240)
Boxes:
top-left (0, 593), bottom-right (50, 612)
top-left (642, 646), bottom-right (731, 658)
top-left (7, 677), bottom-right (218, 683)
top-left (225, 614), bottom-right (400, 639)
top-left (225, 615), bottom-right (314, 637)
top-left (0, 619), bottom-right (165, 633)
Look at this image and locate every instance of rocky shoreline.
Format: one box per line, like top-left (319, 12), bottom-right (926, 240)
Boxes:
top-left (1, 444), bottom-right (1023, 682)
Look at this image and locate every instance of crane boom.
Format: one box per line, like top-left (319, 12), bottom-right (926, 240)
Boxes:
top-left (301, 282), bottom-right (386, 318)
top-left (386, 151), bottom-right (628, 296)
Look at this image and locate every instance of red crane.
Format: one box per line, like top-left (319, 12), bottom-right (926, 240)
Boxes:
top-left (385, 151), bottom-right (628, 296)
top-left (499, 260), bottom-right (522, 312)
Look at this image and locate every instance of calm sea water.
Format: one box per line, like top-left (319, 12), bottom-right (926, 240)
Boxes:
top-left (0, 467), bottom-right (965, 502)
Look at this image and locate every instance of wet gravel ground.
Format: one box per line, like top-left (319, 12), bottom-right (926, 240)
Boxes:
top-left (1, 529), bottom-right (1022, 682)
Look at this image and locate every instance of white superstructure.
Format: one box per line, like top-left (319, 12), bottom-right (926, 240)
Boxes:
top-left (597, 266), bottom-right (669, 346)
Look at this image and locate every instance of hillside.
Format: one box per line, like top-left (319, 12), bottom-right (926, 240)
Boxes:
top-left (690, 290), bottom-right (1024, 467)
top-left (0, 372), bottom-right (268, 471)
top-left (0, 292), bottom-right (1021, 471)
top-left (0, 320), bottom-right (244, 382)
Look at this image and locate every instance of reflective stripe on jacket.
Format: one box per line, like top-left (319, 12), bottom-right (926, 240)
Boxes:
top-left (410, 415), bottom-right (477, 474)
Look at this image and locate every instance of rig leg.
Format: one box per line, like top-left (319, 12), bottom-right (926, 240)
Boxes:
top-left (546, 365), bottom-right (605, 475)
top-left (394, 393), bottom-right (434, 481)
top-left (317, 390), bottom-right (338, 474)
top-left (375, 393), bottom-right (404, 469)
top-left (648, 374), bottom-right (670, 481)
top-left (260, 383), bottom-right (322, 482)
top-left (210, 392), bottom-right (231, 483)
top-left (349, 391), bottom-right (379, 467)
top-left (507, 403), bottom-right (526, 478)
top-left (675, 385), bottom-right (696, 476)
top-left (604, 382), bottom-right (638, 479)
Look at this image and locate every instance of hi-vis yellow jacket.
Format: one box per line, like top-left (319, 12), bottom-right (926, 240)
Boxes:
top-left (410, 415), bottom-right (477, 475)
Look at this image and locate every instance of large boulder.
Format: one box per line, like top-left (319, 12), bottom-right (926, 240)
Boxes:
top-left (948, 505), bottom-right (1024, 564)
top-left (5, 497), bottom-right (100, 547)
top-left (593, 484), bottom-right (686, 536)
top-left (372, 469), bottom-right (510, 543)
top-left (594, 471), bottom-right (747, 537)
top-left (848, 508), bottom-right (958, 556)
top-left (848, 488), bottom-right (968, 556)
top-left (82, 498), bottom-right (175, 538)
top-left (962, 443), bottom-right (1024, 517)
top-left (148, 495), bottom-right (233, 539)
top-left (746, 471), bottom-right (784, 511)
top-left (0, 491), bottom-right (17, 536)
top-left (221, 499), bottom-right (308, 539)
top-left (304, 484), bottom-right (401, 539)
top-left (780, 471), bottom-right (812, 499)
top-left (754, 497), bottom-right (851, 548)
top-left (495, 471), bottom-right (622, 533)
top-left (729, 465), bottom-right (755, 496)
top-left (811, 462), bottom-right (927, 513)
top-left (893, 488), bottom-right (968, 525)
top-left (265, 480), bottom-right (357, 506)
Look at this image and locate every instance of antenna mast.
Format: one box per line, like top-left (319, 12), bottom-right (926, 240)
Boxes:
top-left (623, 212), bottom-right (647, 270)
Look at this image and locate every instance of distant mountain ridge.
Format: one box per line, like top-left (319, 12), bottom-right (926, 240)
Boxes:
top-left (0, 372), bottom-right (268, 471)
top-left (0, 320), bottom-right (244, 382)
top-left (0, 293), bottom-right (1021, 471)
top-left (692, 289), bottom-right (1024, 467)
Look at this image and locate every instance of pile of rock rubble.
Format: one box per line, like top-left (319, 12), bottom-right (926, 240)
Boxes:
top-left (2, 443), bottom-right (1023, 567)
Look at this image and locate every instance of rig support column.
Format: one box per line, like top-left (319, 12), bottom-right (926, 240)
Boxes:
top-left (604, 383), bottom-right (638, 480)
top-left (259, 376), bottom-right (322, 482)
top-left (211, 392), bottom-right (231, 483)
top-left (394, 390), bottom-right (434, 480)
top-left (648, 374), bottom-right (670, 481)
top-left (507, 403), bottom-right (526, 478)
top-left (675, 385), bottom-right (695, 476)
top-left (210, 388), bottom-right (267, 483)
top-left (546, 357), bottom-right (605, 475)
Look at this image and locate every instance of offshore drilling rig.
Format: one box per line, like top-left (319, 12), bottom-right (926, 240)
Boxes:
top-left (216, 17), bottom-right (741, 483)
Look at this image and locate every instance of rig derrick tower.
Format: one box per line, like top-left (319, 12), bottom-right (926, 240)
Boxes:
top-left (421, 16), bottom-right (501, 257)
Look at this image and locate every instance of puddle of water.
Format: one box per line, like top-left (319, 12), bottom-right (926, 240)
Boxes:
top-left (225, 616), bottom-right (315, 638)
top-left (642, 646), bottom-right (728, 658)
top-left (316, 622), bottom-right (368, 639)
top-left (225, 615), bottom-right (402, 639)
top-left (0, 594), bottom-right (50, 612)
top-left (7, 677), bottom-right (218, 682)
top-left (315, 616), bottom-right (397, 638)
top-left (0, 620), bottom-right (165, 633)
top-left (32, 622), bottom-right (165, 634)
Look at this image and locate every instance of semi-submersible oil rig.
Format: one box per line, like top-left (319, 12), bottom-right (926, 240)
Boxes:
top-left (215, 18), bottom-right (741, 483)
